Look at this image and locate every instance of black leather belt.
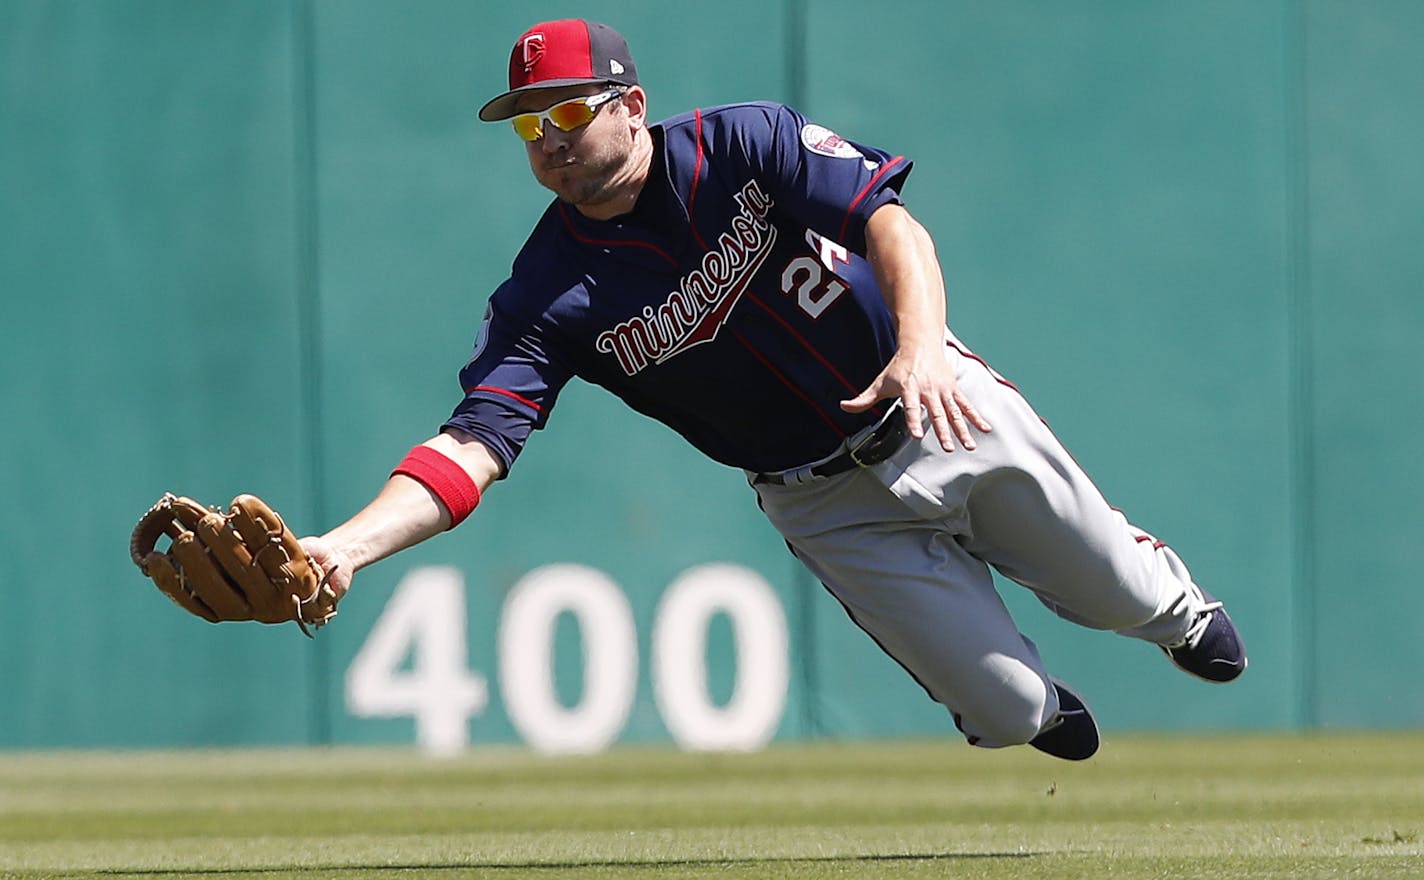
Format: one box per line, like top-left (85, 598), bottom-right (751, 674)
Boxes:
top-left (753, 414), bottom-right (912, 485)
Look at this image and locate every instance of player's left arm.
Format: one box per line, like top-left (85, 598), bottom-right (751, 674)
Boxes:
top-left (840, 203), bottom-right (993, 452)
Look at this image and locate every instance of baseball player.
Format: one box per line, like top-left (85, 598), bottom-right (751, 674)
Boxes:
top-left (148, 19), bottom-right (1246, 760)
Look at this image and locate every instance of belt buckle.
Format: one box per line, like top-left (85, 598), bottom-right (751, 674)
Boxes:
top-left (848, 416), bottom-right (900, 468)
top-left (848, 436), bottom-right (875, 468)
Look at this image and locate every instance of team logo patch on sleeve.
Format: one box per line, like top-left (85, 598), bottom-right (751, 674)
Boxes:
top-left (801, 123), bottom-right (864, 159)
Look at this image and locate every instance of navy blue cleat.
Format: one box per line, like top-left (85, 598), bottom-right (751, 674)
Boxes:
top-left (1161, 585), bottom-right (1247, 683)
top-left (1029, 679), bottom-right (1099, 761)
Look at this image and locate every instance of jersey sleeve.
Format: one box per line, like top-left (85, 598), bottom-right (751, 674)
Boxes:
top-left (441, 282), bottom-right (574, 476)
top-left (733, 102), bottom-right (913, 255)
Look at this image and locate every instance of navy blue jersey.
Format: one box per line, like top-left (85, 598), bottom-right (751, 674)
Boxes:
top-left (445, 101), bottom-right (914, 475)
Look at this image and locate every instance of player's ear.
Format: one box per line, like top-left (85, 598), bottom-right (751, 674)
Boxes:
top-left (620, 85), bottom-right (648, 130)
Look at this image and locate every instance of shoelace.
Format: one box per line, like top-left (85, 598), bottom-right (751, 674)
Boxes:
top-left (1168, 597), bottom-right (1224, 650)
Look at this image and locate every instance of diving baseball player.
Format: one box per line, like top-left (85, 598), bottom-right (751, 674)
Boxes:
top-left (140, 19), bottom-right (1246, 761)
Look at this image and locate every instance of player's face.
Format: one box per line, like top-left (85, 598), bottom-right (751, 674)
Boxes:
top-left (516, 84), bottom-right (641, 214)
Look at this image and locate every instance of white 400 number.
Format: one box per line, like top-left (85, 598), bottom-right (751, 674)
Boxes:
top-left (346, 563), bottom-right (789, 756)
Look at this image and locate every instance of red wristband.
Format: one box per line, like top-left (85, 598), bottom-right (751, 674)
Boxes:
top-left (391, 446), bottom-right (481, 529)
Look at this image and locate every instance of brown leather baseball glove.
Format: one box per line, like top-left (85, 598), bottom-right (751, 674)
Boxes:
top-left (130, 493), bottom-right (338, 637)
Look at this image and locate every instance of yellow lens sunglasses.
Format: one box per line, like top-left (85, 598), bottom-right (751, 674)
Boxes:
top-left (511, 88), bottom-right (625, 142)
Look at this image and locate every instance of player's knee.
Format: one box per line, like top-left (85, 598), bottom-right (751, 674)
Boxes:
top-left (953, 681), bottom-right (1051, 748)
top-left (969, 712), bottom-right (1046, 748)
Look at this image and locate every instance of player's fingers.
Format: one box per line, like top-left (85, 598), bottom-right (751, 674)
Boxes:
top-left (945, 398), bottom-right (976, 451)
top-left (922, 389), bottom-right (958, 452)
top-left (955, 387), bottom-right (994, 433)
top-left (899, 373), bottom-right (926, 439)
top-left (840, 379), bottom-right (885, 413)
top-left (926, 385), bottom-right (974, 452)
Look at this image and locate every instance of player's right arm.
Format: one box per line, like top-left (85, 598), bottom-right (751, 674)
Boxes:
top-left (841, 204), bottom-right (992, 452)
top-left (299, 427), bottom-right (503, 603)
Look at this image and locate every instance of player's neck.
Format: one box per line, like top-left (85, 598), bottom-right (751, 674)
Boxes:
top-left (573, 128), bottom-right (656, 221)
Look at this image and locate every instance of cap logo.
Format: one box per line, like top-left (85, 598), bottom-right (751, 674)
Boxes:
top-left (521, 33), bottom-right (545, 73)
top-left (610, 59), bottom-right (625, 76)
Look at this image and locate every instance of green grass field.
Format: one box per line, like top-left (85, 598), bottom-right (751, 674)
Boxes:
top-left (1, 733), bottom-right (1421, 879)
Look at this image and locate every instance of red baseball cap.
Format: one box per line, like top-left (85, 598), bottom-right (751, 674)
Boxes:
top-left (479, 19), bottom-right (639, 122)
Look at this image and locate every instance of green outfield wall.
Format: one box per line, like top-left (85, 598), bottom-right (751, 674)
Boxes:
top-left (2, 0), bottom-right (1421, 751)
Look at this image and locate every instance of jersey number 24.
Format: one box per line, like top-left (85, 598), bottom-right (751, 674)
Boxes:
top-left (780, 230), bottom-right (851, 319)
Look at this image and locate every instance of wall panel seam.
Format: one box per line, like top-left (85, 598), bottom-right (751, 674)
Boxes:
top-left (1284, 0), bottom-right (1316, 729)
top-left (291, 0), bottom-right (332, 745)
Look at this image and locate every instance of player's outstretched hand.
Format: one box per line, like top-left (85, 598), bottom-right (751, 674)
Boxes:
top-left (841, 346), bottom-right (992, 452)
top-left (299, 536), bottom-right (355, 605)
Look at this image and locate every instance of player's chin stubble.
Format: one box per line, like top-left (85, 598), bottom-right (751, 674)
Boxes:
top-left (532, 134), bottom-right (634, 212)
top-left (541, 166), bottom-right (614, 208)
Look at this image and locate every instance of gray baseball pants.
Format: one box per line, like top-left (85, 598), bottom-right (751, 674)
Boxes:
top-left (751, 332), bottom-right (1200, 748)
